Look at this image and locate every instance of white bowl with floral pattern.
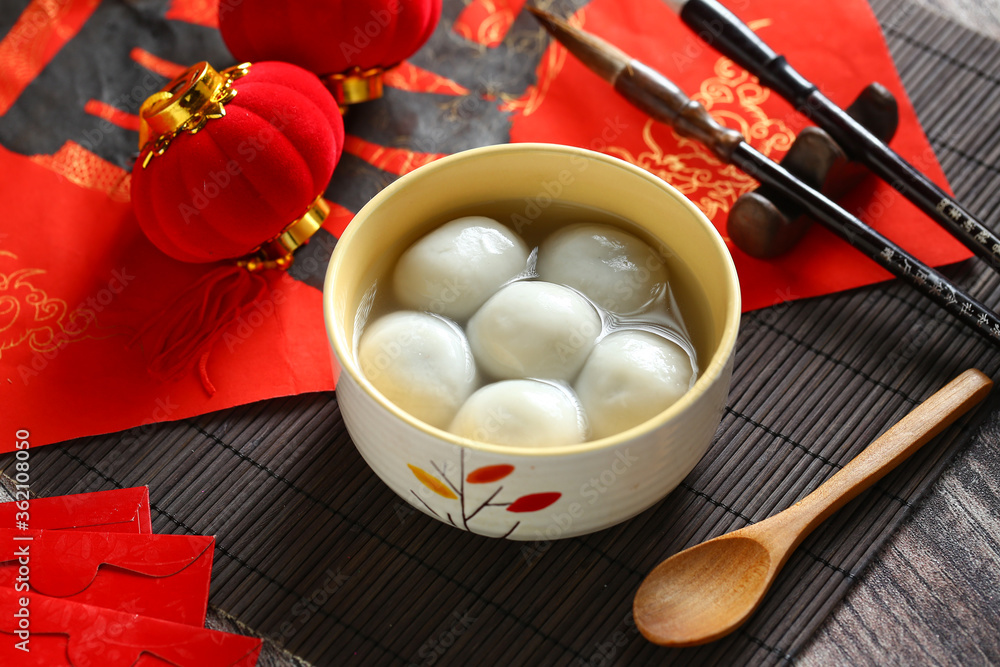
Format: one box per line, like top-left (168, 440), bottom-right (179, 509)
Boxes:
top-left (323, 143), bottom-right (740, 540)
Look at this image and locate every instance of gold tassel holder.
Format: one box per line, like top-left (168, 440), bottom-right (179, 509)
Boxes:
top-left (322, 66), bottom-right (385, 108)
top-left (238, 196), bottom-right (330, 272)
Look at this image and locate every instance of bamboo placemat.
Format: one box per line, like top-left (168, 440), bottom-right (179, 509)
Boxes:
top-left (6, 0), bottom-right (1000, 664)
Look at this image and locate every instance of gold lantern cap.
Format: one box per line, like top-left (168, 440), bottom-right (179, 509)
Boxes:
top-left (138, 61), bottom-right (252, 167)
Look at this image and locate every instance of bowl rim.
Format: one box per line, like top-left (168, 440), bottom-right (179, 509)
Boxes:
top-left (324, 142), bottom-right (741, 457)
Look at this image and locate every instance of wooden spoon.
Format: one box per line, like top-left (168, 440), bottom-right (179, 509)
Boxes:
top-left (634, 368), bottom-right (993, 647)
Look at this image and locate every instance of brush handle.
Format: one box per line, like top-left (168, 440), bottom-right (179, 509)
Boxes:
top-left (614, 60), bottom-right (743, 161)
top-left (677, 0), bottom-right (1000, 271)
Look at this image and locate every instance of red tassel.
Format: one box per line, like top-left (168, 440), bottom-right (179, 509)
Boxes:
top-left (131, 265), bottom-right (269, 395)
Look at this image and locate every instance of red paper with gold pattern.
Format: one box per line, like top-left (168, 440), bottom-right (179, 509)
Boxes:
top-left (0, 0), bottom-right (970, 450)
top-left (507, 0), bottom-right (970, 310)
top-left (454, 0), bottom-right (527, 47)
top-left (0, 144), bottom-right (342, 448)
top-left (0, 1), bottom-right (355, 449)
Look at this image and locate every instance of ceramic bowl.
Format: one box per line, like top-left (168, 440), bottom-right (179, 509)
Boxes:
top-left (323, 143), bottom-right (740, 540)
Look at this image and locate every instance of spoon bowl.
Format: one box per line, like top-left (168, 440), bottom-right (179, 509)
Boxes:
top-left (636, 536), bottom-right (772, 645)
top-left (634, 369), bottom-right (992, 646)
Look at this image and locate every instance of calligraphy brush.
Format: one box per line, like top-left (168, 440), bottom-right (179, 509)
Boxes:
top-left (664, 0), bottom-right (1000, 272)
top-left (527, 7), bottom-right (1000, 348)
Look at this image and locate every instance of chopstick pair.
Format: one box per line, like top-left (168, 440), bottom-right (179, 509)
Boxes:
top-left (528, 7), bottom-right (1000, 348)
top-left (672, 0), bottom-right (1000, 272)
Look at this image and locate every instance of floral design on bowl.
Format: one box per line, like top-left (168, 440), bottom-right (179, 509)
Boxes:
top-left (407, 452), bottom-right (562, 538)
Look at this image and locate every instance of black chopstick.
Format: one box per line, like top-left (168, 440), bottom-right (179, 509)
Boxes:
top-left (528, 7), bottom-right (1000, 348)
top-left (671, 0), bottom-right (1000, 273)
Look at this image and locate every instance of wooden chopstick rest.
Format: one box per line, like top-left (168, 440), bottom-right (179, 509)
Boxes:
top-left (727, 82), bottom-right (899, 258)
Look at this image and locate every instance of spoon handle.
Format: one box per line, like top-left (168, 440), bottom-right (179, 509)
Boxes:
top-left (759, 369), bottom-right (992, 549)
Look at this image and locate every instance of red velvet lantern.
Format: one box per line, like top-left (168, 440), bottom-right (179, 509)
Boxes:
top-left (218, 0), bottom-right (443, 106)
top-left (129, 60), bottom-right (344, 393)
top-left (132, 60), bottom-right (344, 266)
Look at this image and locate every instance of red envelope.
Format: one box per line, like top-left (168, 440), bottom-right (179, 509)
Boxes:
top-left (0, 487), bottom-right (151, 534)
top-left (0, 589), bottom-right (261, 666)
top-left (0, 529), bottom-right (212, 626)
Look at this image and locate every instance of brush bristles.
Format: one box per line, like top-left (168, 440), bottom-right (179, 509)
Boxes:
top-left (527, 6), bottom-right (631, 83)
